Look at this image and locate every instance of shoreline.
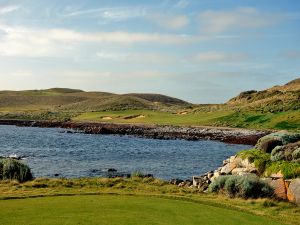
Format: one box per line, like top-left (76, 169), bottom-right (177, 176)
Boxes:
top-left (0, 119), bottom-right (270, 145)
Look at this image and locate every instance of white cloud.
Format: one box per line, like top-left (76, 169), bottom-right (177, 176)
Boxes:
top-left (62, 6), bottom-right (147, 21)
top-left (0, 5), bottom-right (19, 15)
top-left (148, 14), bottom-right (189, 29)
top-left (190, 51), bottom-right (250, 63)
top-left (96, 51), bottom-right (178, 65)
top-left (0, 23), bottom-right (194, 57)
top-left (199, 7), bottom-right (284, 34)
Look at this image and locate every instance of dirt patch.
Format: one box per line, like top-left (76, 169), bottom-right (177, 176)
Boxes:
top-left (101, 116), bottom-right (113, 120)
top-left (177, 111), bottom-right (188, 115)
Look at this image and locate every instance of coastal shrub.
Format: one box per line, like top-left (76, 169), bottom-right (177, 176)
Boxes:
top-left (270, 146), bottom-right (285, 162)
top-left (237, 149), bottom-right (271, 174)
top-left (209, 175), bottom-right (274, 199)
top-left (265, 161), bottom-right (300, 179)
top-left (0, 159), bottom-right (33, 182)
top-left (292, 148), bottom-right (300, 161)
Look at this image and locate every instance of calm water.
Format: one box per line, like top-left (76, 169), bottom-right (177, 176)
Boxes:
top-left (0, 125), bottom-right (252, 180)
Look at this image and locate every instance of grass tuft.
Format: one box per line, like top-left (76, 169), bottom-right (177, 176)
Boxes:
top-left (0, 159), bottom-right (32, 182)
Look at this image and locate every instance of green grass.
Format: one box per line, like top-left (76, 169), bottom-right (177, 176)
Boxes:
top-left (72, 109), bottom-right (234, 126)
top-left (1, 108), bottom-right (299, 130)
top-left (237, 149), bottom-right (271, 174)
top-left (71, 109), bottom-right (300, 131)
top-left (0, 178), bottom-right (298, 225)
top-left (265, 161), bottom-right (300, 179)
top-left (0, 195), bottom-right (286, 225)
top-left (237, 149), bottom-right (300, 179)
top-left (213, 110), bottom-right (300, 130)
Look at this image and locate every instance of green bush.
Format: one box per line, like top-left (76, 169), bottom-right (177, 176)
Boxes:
top-left (237, 149), bottom-right (271, 174)
top-left (292, 148), bottom-right (300, 161)
top-left (209, 175), bottom-right (274, 199)
top-left (265, 161), bottom-right (300, 179)
top-left (270, 146), bottom-right (285, 162)
top-left (0, 158), bottom-right (33, 182)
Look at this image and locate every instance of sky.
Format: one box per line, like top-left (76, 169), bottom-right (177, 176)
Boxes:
top-left (0, 0), bottom-right (299, 103)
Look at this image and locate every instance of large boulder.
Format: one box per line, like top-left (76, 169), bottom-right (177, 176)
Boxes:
top-left (268, 178), bottom-right (287, 200)
top-left (256, 131), bottom-right (300, 153)
top-left (287, 178), bottom-right (300, 204)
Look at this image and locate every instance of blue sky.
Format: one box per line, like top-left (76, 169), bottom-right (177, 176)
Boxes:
top-left (0, 0), bottom-right (299, 103)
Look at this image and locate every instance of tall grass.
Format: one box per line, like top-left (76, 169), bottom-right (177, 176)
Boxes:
top-left (0, 158), bottom-right (32, 182)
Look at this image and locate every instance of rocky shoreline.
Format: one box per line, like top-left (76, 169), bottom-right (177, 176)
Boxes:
top-left (0, 119), bottom-right (270, 145)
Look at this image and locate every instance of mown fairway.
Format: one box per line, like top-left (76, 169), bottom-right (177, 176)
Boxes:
top-left (0, 195), bottom-right (285, 225)
top-left (73, 109), bottom-right (300, 130)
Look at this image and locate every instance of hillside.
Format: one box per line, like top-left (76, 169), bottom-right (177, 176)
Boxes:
top-left (0, 89), bottom-right (190, 112)
top-left (227, 78), bottom-right (300, 112)
top-left (0, 79), bottom-right (299, 130)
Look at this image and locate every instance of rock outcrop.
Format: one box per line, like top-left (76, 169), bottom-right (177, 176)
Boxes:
top-left (256, 131), bottom-right (300, 153)
top-left (188, 131), bottom-right (300, 204)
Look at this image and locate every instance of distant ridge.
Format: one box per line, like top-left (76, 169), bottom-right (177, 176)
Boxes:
top-left (46, 88), bottom-right (84, 93)
top-left (0, 88), bottom-right (190, 111)
top-left (124, 93), bottom-right (188, 105)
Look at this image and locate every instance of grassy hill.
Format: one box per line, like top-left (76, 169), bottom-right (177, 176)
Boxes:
top-left (0, 78), bottom-right (299, 130)
top-left (227, 78), bottom-right (300, 112)
top-left (0, 88), bottom-right (189, 112)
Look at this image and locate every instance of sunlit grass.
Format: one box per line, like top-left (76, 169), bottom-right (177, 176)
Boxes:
top-left (0, 177), bottom-right (298, 225)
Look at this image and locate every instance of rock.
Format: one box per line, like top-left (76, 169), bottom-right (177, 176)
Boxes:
top-left (193, 176), bottom-right (200, 186)
top-left (213, 171), bottom-right (220, 178)
top-left (107, 168), bottom-right (117, 172)
top-left (240, 158), bottom-right (254, 168)
top-left (169, 179), bottom-right (183, 185)
top-left (287, 178), bottom-right (300, 204)
top-left (256, 131), bottom-right (300, 153)
top-left (198, 182), bottom-right (209, 192)
top-left (269, 178), bottom-right (287, 200)
top-left (185, 180), bottom-right (192, 187)
top-left (270, 171), bottom-right (284, 179)
top-left (207, 172), bottom-right (214, 179)
top-left (210, 171), bottom-right (220, 182)
top-left (257, 138), bottom-right (283, 153)
top-left (223, 157), bottom-right (232, 166)
top-left (229, 156), bottom-right (236, 163)
top-left (220, 163), bottom-right (235, 175)
top-left (231, 168), bottom-right (246, 175)
top-left (178, 182), bottom-right (186, 187)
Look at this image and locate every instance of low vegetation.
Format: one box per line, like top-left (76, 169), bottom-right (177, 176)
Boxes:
top-left (0, 158), bottom-right (32, 182)
top-left (237, 149), bottom-right (271, 174)
top-left (209, 175), bottom-right (274, 199)
top-left (265, 161), bottom-right (300, 179)
top-left (237, 148), bottom-right (300, 179)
